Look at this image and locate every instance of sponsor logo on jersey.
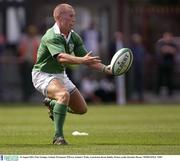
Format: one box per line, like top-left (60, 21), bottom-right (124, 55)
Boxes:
top-left (69, 43), bottom-right (74, 53)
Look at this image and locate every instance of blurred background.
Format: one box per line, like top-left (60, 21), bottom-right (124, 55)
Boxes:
top-left (0, 0), bottom-right (179, 104)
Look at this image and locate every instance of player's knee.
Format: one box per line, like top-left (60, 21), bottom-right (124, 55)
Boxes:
top-left (79, 107), bottom-right (88, 114)
top-left (56, 91), bottom-right (70, 103)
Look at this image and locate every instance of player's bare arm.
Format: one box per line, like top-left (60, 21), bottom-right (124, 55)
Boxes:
top-left (57, 51), bottom-right (112, 75)
top-left (57, 51), bottom-right (101, 65)
top-left (87, 62), bottom-right (112, 75)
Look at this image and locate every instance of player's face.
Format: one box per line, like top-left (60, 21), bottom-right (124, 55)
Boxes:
top-left (61, 9), bottom-right (75, 32)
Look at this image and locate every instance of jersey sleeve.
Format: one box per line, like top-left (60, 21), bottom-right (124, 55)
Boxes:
top-left (46, 37), bottom-right (65, 57)
top-left (73, 33), bottom-right (87, 57)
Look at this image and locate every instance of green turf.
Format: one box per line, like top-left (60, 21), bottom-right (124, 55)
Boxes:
top-left (0, 104), bottom-right (180, 154)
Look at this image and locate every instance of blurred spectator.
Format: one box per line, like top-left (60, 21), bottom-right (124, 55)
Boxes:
top-left (0, 34), bottom-right (5, 54)
top-left (108, 31), bottom-right (126, 104)
top-left (80, 75), bottom-right (100, 103)
top-left (130, 33), bottom-right (145, 102)
top-left (108, 31), bottom-right (124, 62)
top-left (18, 25), bottom-right (40, 102)
top-left (79, 22), bottom-right (102, 91)
top-left (108, 31), bottom-right (124, 63)
top-left (80, 75), bottom-right (115, 103)
top-left (95, 75), bottom-right (116, 102)
top-left (81, 22), bottom-right (101, 56)
top-left (0, 33), bottom-right (6, 101)
top-left (155, 32), bottom-right (178, 96)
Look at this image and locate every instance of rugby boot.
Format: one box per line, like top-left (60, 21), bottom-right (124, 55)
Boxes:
top-left (43, 98), bottom-right (54, 121)
top-left (53, 137), bottom-right (68, 145)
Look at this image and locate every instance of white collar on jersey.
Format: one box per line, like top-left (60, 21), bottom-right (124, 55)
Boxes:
top-left (53, 23), bottom-right (74, 43)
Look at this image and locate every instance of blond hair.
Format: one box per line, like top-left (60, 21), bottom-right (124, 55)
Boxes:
top-left (53, 3), bottom-right (74, 21)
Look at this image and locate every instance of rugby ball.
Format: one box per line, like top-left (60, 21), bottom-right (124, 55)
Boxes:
top-left (110, 48), bottom-right (133, 76)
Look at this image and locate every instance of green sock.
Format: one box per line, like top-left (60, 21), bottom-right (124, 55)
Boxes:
top-left (50, 99), bottom-right (74, 114)
top-left (49, 100), bottom-right (56, 109)
top-left (53, 103), bottom-right (67, 138)
top-left (67, 107), bottom-right (74, 113)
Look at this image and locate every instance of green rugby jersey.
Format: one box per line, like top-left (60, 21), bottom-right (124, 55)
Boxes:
top-left (33, 23), bottom-right (87, 73)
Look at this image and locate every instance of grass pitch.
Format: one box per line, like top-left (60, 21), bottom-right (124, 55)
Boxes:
top-left (0, 103), bottom-right (180, 155)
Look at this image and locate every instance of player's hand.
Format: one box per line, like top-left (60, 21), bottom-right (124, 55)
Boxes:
top-left (102, 65), bottom-right (113, 75)
top-left (82, 51), bottom-right (101, 65)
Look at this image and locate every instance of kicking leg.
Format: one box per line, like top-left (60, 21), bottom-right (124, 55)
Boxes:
top-left (68, 88), bottom-right (88, 114)
top-left (44, 88), bottom-right (87, 117)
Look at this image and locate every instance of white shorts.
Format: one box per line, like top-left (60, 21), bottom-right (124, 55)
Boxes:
top-left (32, 71), bottom-right (76, 97)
